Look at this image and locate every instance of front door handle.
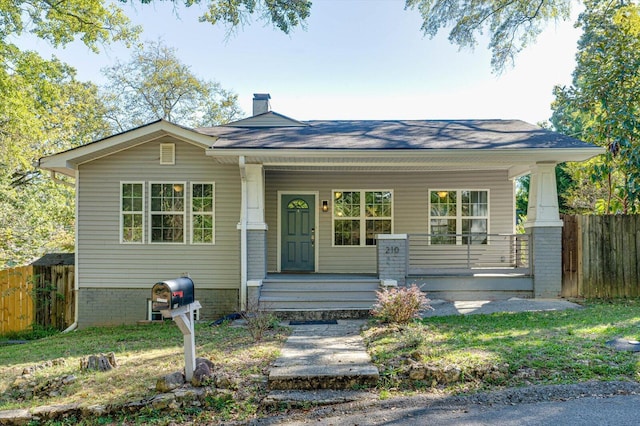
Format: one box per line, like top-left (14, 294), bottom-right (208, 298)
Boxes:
top-left (311, 228), bottom-right (315, 247)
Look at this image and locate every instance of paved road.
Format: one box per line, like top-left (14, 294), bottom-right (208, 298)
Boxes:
top-left (257, 393), bottom-right (640, 425)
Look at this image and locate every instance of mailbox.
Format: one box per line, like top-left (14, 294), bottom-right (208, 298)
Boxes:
top-left (152, 277), bottom-right (195, 311)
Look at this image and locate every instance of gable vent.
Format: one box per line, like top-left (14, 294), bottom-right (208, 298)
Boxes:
top-left (160, 143), bottom-right (175, 165)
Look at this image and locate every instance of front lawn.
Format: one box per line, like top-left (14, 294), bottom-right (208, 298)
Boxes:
top-left (364, 300), bottom-right (640, 394)
top-left (0, 321), bottom-right (289, 423)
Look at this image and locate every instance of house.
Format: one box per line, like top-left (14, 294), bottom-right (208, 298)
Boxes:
top-left (39, 94), bottom-right (603, 327)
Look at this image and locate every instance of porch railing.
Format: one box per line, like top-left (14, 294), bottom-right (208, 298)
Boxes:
top-left (407, 233), bottom-right (531, 276)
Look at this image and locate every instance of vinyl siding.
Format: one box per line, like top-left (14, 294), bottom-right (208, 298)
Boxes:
top-left (77, 137), bottom-right (240, 290)
top-left (265, 170), bottom-right (514, 273)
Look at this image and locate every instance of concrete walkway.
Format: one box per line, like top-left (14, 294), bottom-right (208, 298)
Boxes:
top-left (265, 319), bottom-right (379, 408)
top-left (268, 320), bottom-right (378, 391)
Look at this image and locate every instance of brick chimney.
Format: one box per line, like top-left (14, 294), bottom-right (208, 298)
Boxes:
top-left (252, 93), bottom-right (271, 116)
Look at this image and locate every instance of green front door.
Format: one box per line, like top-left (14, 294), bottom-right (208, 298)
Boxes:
top-left (281, 194), bottom-right (315, 272)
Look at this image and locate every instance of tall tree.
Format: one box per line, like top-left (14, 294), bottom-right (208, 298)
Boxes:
top-left (0, 50), bottom-right (111, 268)
top-left (404, 0), bottom-right (574, 72)
top-left (101, 41), bottom-right (243, 131)
top-left (551, 0), bottom-right (640, 214)
top-left (0, 1), bottom-right (135, 267)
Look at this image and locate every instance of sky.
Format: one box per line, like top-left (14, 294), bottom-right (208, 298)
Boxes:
top-left (18, 0), bottom-right (583, 125)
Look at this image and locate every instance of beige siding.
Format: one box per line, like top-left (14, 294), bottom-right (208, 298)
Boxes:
top-left (77, 138), bottom-right (240, 290)
top-left (265, 170), bottom-right (514, 273)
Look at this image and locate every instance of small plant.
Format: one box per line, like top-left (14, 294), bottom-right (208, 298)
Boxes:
top-left (241, 301), bottom-right (279, 342)
top-left (371, 284), bottom-right (432, 324)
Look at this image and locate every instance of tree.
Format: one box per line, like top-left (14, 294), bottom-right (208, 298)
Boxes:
top-left (404, 0), bottom-right (574, 72)
top-left (551, 0), bottom-right (640, 214)
top-left (101, 41), bottom-right (243, 131)
top-left (0, 49), bottom-right (111, 268)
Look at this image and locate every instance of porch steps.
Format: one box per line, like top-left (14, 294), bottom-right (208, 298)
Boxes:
top-left (259, 277), bottom-right (380, 319)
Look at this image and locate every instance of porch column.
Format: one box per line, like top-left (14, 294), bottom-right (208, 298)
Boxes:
top-left (524, 163), bottom-right (563, 298)
top-left (239, 162), bottom-right (268, 310)
top-left (377, 234), bottom-right (408, 287)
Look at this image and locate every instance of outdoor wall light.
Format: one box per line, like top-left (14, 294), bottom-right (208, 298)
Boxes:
top-left (322, 200), bottom-right (329, 212)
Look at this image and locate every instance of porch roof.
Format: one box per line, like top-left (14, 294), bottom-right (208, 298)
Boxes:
top-left (201, 119), bottom-right (603, 175)
top-left (200, 119), bottom-right (595, 150)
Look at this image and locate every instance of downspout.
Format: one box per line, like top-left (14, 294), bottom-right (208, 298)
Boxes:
top-left (63, 169), bottom-right (79, 333)
top-left (238, 156), bottom-right (248, 311)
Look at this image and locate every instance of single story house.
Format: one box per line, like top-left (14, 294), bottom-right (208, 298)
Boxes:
top-left (39, 94), bottom-right (602, 327)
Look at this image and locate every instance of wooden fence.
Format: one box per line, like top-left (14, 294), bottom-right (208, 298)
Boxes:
top-left (0, 266), bottom-right (34, 334)
top-left (561, 214), bottom-right (640, 298)
top-left (0, 257), bottom-right (75, 334)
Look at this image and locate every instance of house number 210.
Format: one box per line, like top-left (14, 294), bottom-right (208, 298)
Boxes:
top-left (385, 246), bottom-right (400, 254)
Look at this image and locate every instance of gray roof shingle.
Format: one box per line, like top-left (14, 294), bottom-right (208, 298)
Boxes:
top-left (198, 119), bottom-right (593, 150)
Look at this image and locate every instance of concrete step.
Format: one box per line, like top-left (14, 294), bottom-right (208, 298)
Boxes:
top-left (262, 279), bottom-right (380, 291)
top-left (260, 298), bottom-right (376, 310)
top-left (261, 389), bottom-right (378, 411)
top-left (268, 364), bottom-right (379, 390)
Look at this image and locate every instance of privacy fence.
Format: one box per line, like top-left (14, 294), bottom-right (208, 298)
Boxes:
top-left (0, 254), bottom-right (75, 334)
top-left (561, 214), bottom-right (640, 298)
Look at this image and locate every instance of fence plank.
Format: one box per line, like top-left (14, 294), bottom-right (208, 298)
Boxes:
top-left (0, 266), bottom-right (34, 334)
top-left (562, 214), bottom-right (640, 299)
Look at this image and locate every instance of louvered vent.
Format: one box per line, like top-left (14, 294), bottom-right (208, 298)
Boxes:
top-left (160, 143), bottom-right (175, 165)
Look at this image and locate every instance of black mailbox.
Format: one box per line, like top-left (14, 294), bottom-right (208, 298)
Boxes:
top-left (152, 277), bottom-right (195, 311)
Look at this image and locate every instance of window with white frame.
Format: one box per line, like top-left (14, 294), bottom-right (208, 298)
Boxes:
top-left (121, 182), bottom-right (144, 243)
top-left (191, 182), bottom-right (215, 244)
top-left (150, 183), bottom-right (185, 243)
top-left (333, 190), bottom-right (392, 246)
top-left (429, 190), bottom-right (488, 244)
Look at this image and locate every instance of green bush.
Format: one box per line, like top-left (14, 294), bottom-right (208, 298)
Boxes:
top-left (371, 284), bottom-right (432, 324)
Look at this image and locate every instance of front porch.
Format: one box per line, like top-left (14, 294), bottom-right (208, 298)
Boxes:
top-left (249, 231), bottom-right (537, 317)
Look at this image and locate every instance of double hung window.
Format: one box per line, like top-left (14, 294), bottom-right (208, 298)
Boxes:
top-left (429, 190), bottom-right (488, 245)
top-left (120, 181), bottom-right (215, 245)
top-left (333, 190), bottom-right (393, 246)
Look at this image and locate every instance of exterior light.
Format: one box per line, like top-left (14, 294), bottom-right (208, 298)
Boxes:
top-left (322, 200), bottom-right (329, 212)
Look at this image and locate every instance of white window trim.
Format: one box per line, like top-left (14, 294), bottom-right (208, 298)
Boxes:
top-left (428, 189), bottom-right (490, 245)
top-left (148, 181), bottom-right (187, 244)
top-left (120, 181), bottom-right (145, 244)
top-left (331, 189), bottom-right (394, 247)
top-left (190, 182), bottom-right (215, 245)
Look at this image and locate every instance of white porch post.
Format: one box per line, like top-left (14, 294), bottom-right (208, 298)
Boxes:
top-left (238, 160), bottom-right (267, 311)
top-left (524, 162), bottom-right (563, 298)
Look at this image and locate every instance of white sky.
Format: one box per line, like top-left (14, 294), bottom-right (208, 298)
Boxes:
top-left (17, 0), bottom-right (583, 124)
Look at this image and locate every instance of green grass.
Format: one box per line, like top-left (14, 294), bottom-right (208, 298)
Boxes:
top-left (0, 321), bottom-right (290, 423)
top-left (364, 299), bottom-right (640, 392)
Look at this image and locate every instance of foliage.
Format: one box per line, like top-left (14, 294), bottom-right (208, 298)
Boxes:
top-left (0, 49), bottom-right (111, 268)
top-left (193, 0), bottom-right (312, 34)
top-left (551, 0), bottom-right (640, 214)
top-left (364, 299), bottom-right (640, 392)
top-left (240, 301), bottom-right (280, 341)
top-left (404, 0), bottom-right (574, 72)
top-left (101, 40), bottom-right (243, 131)
top-left (371, 284), bottom-right (432, 324)
top-left (0, 0), bottom-right (139, 268)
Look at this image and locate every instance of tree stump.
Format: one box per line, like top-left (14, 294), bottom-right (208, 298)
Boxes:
top-left (80, 352), bottom-right (118, 372)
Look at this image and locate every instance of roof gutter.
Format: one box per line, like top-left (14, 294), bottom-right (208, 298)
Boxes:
top-left (62, 169), bottom-right (80, 333)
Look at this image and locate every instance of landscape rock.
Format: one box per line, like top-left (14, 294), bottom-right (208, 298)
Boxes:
top-left (191, 359), bottom-right (215, 387)
top-left (156, 372), bottom-right (185, 392)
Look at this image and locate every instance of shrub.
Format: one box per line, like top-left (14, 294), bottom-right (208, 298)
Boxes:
top-left (241, 301), bottom-right (279, 341)
top-left (371, 284), bottom-right (432, 324)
